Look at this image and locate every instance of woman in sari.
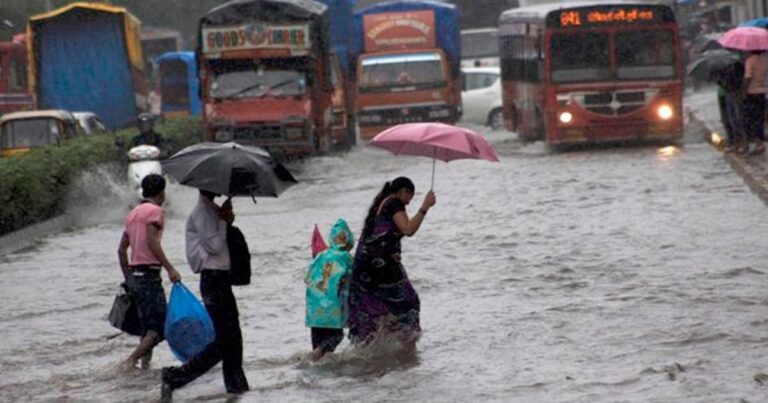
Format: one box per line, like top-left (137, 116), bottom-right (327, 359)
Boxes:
top-left (348, 177), bottom-right (436, 350)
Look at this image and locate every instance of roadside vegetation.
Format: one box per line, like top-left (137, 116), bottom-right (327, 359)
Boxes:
top-left (0, 117), bottom-right (202, 235)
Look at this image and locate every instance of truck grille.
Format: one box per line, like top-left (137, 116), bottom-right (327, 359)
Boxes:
top-left (232, 125), bottom-right (283, 141)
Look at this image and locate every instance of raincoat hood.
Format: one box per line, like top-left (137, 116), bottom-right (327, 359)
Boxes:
top-left (328, 218), bottom-right (354, 250)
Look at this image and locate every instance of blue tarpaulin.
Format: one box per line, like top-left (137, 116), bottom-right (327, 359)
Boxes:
top-left (316, 0), bottom-right (355, 73)
top-left (156, 51), bottom-right (201, 116)
top-left (32, 10), bottom-right (137, 130)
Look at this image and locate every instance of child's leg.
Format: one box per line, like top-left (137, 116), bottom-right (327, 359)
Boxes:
top-left (310, 328), bottom-right (344, 360)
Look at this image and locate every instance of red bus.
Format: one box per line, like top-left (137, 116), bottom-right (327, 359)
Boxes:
top-left (498, 2), bottom-right (683, 146)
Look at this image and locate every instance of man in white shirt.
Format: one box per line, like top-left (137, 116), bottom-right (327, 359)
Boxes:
top-left (160, 190), bottom-right (249, 400)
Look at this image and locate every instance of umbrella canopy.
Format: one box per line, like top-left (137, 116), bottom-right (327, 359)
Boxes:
top-left (718, 26), bottom-right (768, 51)
top-left (740, 18), bottom-right (768, 29)
top-left (686, 49), bottom-right (741, 80)
top-left (371, 122), bottom-right (499, 162)
top-left (370, 122), bottom-right (499, 188)
top-left (162, 142), bottom-right (297, 198)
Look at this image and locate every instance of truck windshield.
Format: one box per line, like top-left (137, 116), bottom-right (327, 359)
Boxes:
top-left (616, 30), bottom-right (676, 80)
top-left (550, 32), bottom-right (611, 83)
top-left (360, 52), bottom-right (446, 91)
top-left (1, 118), bottom-right (60, 149)
top-left (210, 68), bottom-right (306, 99)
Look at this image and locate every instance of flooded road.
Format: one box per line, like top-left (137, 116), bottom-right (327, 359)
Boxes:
top-left (2, 126), bottom-right (768, 402)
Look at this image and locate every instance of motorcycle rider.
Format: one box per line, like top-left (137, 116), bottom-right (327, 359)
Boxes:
top-left (131, 113), bottom-right (164, 148)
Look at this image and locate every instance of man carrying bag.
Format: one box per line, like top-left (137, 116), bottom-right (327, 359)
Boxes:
top-left (161, 191), bottom-right (249, 400)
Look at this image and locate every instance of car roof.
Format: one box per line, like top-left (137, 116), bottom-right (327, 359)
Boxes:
top-left (462, 67), bottom-right (501, 74)
top-left (0, 109), bottom-right (75, 124)
top-left (72, 112), bottom-right (98, 119)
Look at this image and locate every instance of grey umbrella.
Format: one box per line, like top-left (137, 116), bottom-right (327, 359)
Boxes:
top-left (162, 142), bottom-right (298, 198)
top-left (686, 49), bottom-right (741, 81)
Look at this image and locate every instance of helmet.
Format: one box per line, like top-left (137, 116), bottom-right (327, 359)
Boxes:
top-left (137, 113), bottom-right (155, 125)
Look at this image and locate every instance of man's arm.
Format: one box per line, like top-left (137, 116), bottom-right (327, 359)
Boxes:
top-left (117, 232), bottom-right (131, 281)
top-left (146, 223), bottom-right (181, 283)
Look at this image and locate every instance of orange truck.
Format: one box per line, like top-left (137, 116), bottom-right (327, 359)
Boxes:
top-left (351, 1), bottom-right (462, 139)
top-left (198, 0), bottom-right (335, 157)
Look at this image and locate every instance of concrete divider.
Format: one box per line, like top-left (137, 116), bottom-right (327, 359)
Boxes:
top-left (0, 215), bottom-right (73, 256)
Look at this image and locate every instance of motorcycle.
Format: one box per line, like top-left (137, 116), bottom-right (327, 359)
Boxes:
top-left (127, 144), bottom-right (163, 199)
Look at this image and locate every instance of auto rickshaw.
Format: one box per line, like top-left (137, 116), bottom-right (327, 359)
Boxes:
top-left (0, 109), bottom-right (83, 157)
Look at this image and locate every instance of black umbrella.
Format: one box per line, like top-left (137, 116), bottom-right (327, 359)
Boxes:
top-left (686, 49), bottom-right (741, 81)
top-left (162, 142), bottom-right (298, 198)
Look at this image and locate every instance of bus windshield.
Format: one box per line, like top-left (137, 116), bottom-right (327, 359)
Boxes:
top-left (360, 52), bottom-right (446, 91)
top-left (550, 32), bottom-right (610, 83)
top-left (616, 30), bottom-right (676, 80)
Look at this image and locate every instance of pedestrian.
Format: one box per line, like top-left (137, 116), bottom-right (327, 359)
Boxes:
top-left (117, 174), bottom-right (181, 371)
top-left (160, 190), bottom-right (248, 400)
top-left (347, 177), bottom-right (436, 352)
top-left (305, 219), bottom-right (355, 361)
top-left (742, 50), bottom-right (768, 154)
top-left (714, 60), bottom-right (746, 152)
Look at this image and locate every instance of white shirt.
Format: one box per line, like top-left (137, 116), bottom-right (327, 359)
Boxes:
top-left (185, 195), bottom-right (230, 273)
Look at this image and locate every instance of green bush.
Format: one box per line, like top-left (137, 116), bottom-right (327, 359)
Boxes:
top-left (0, 116), bottom-right (203, 235)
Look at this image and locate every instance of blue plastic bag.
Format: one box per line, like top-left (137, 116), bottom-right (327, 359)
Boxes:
top-left (165, 282), bottom-right (216, 363)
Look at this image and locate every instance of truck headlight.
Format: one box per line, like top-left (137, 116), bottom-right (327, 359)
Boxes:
top-left (361, 114), bottom-right (382, 123)
top-left (559, 111), bottom-right (573, 124)
top-left (284, 126), bottom-right (305, 140)
top-left (657, 104), bottom-right (673, 120)
top-left (428, 109), bottom-right (451, 119)
top-left (215, 130), bottom-right (233, 142)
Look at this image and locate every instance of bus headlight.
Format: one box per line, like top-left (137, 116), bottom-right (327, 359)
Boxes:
top-left (559, 111), bottom-right (573, 124)
top-left (657, 104), bottom-right (674, 120)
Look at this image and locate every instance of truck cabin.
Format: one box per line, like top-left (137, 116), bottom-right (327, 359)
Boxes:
top-left (0, 110), bottom-right (82, 157)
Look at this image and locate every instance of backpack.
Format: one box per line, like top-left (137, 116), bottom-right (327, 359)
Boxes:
top-left (227, 225), bottom-right (251, 286)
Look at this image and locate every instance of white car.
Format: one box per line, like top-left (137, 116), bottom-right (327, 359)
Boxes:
top-left (72, 111), bottom-right (109, 135)
top-left (461, 67), bottom-right (503, 130)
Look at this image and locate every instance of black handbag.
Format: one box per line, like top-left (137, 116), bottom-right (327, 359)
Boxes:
top-left (227, 225), bottom-right (252, 286)
top-left (108, 282), bottom-right (144, 336)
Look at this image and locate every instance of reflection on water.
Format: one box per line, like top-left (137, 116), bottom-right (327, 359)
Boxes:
top-left (1, 129), bottom-right (768, 402)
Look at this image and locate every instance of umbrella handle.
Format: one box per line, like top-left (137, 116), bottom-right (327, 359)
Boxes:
top-left (251, 195), bottom-right (258, 205)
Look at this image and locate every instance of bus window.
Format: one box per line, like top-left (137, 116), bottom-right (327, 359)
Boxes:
top-left (616, 30), bottom-right (676, 80)
top-left (550, 32), bottom-right (610, 83)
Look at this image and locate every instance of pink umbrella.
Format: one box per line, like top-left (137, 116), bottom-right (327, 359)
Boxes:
top-left (370, 122), bottom-right (499, 189)
top-left (717, 26), bottom-right (768, 51)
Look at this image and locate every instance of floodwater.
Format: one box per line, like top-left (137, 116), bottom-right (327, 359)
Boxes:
top-left (2, 126), bottom-right (768, 402)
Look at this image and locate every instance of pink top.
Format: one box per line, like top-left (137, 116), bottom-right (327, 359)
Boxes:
top-left (745, 54), bottom-right (768, 94)
top-left (124, 201), bottom-right (165, 266)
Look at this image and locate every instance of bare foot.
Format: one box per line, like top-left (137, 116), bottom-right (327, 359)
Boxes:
top-left (117, 360), bottom-right (137, 373)
top-left (308, 348), bottom-right (325, 362)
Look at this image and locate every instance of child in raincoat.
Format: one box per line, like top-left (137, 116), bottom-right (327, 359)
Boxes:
top-left (305, 219), bottom-right (355, 360)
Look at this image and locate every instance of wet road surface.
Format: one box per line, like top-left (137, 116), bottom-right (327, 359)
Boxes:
top-left (2, 126), bottom-right (768, 402)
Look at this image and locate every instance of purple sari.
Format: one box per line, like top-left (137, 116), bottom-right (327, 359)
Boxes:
top-left (348, 198), bottom-right (421, 345)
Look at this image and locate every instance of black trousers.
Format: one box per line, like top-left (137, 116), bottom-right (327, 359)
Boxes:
top-left (163, 270), bottom-right (248, 393)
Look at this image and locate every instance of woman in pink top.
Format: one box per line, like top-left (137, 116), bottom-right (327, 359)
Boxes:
top-left (743, 51), bottom-right (768, 154)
